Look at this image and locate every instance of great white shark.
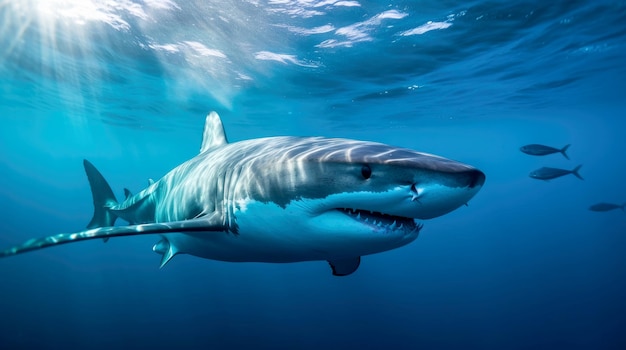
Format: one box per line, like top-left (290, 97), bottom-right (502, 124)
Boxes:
top-left (0, 112), bottom-right (485, 276)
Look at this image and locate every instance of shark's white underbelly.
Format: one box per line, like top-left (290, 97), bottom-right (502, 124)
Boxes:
top-left (163, 199), bottom-right (419, 263)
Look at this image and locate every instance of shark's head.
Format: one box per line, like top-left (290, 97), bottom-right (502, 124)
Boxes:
top-left (222, 135), bottom-right (486, 258)
top-left (299, 139), bottom-right (482, 222)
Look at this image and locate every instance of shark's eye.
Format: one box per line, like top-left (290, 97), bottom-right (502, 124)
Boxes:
top-left (361, 165), bottom-right (372, 179)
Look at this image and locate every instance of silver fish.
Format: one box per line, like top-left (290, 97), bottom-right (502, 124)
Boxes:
top-left (520, 144), bottom-right (570, 160)
top-left (529, 165), bottom-right (583, 181)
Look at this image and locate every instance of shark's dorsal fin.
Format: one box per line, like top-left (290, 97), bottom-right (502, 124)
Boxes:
top-left (123, 188), bottom-right (133, 200)
top-left (200, 111), bottom-right (228, 153)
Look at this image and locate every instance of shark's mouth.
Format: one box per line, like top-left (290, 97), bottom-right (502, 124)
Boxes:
top-left (336, 208), bottom-right (420, 232)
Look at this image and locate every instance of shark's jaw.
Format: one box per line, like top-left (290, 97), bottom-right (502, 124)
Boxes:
top-left (303, 188), bottom-right (426, 241)
top-left (335, 208), bottom-right (421, 233)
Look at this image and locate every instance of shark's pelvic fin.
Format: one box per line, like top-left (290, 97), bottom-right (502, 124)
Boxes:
top-left (200, 111), bottom-right (228, 153)
top-left (0, 220), bottom-right (226, 259)
top-left (84, 160), bottom-right (118, 231)
top-left (152, 237), bottom-right (178, 268)
top-left (327, 257), bottom-right (361, 276)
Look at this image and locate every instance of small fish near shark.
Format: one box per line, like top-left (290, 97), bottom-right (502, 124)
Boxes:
top-left (589, 203), bottom-right (625, 212)
top-left (520, 144), bottom-right (571, 160)
top-left (529, 165), bottom-right (583, 181)
top-left (0, 112), bottom-right (485, 276)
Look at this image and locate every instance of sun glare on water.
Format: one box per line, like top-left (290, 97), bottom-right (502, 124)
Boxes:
top-left (1, 0), bottom-right (261, 116)
top-left (0, 0), bottom-right (125, 126)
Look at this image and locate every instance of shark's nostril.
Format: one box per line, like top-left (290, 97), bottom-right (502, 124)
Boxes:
top-left (410, 184), bottom-right (421, 202)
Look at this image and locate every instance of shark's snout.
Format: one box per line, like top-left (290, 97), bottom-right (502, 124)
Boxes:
top-left (406, 168), bottom-right (485, 220)
top-left (439, 168), bottom-right (485, 189)
top-left (467, 169), bottom-right (486, 189)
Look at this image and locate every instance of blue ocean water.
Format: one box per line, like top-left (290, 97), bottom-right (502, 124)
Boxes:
top-left (1, 0), bottom-right (625, 348)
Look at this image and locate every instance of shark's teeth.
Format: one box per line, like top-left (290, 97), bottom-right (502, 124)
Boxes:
top-left (336, 208), bottom-right (417, 232)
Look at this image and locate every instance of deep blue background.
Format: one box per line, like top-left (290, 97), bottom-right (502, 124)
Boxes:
top-left (1, 1), bottom-right (625, 349)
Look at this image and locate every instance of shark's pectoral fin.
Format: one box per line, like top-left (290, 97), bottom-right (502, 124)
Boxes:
top-left (0, 220), bottom-right (226, 259)
top-left (327, 257), bottom-right (361, 276)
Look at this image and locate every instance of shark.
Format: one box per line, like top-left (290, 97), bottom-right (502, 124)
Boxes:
top-left (0, 112), bottom-right (485, 276)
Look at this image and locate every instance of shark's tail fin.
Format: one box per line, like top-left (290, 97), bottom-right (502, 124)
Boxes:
top-left (84, 160), bottom-right (118, 231)
top-left (571, 164), bottom-right (583, 180)
top-left (561, 144), bottom-right (571, 160)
